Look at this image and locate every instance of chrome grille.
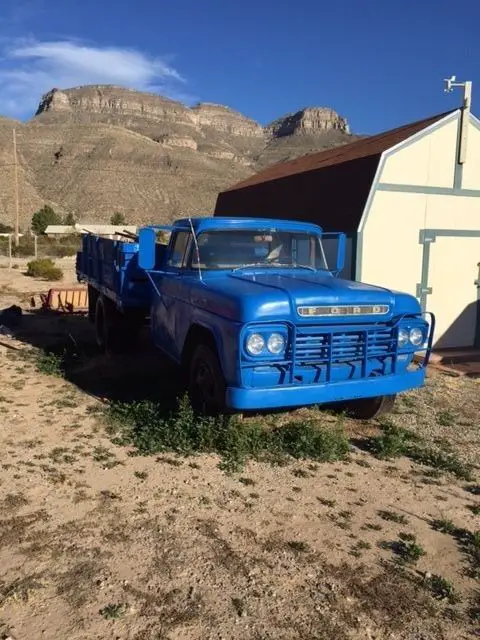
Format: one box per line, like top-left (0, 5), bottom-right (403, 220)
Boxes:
top-left (294, 326), bottom-right (395, 364)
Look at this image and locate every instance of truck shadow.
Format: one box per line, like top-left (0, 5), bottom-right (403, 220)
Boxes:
top-left (5, 307), bottom-right (184, 411)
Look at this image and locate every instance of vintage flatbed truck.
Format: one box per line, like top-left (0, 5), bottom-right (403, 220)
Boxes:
top-left (76, 217), bottom-right (434, 418)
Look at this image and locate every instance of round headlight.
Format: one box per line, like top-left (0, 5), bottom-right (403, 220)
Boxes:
top-left (398, 328), bottom-right (409, 347)
top-left (267, 332), bottom-right (285, 354)
top-left (246, 333), bottom-right (265, 355)
top-left (409, 327), bottom-right (424, 346)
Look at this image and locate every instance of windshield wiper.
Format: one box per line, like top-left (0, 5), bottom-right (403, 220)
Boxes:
top-left (232, 263), bottom-right (317, 272)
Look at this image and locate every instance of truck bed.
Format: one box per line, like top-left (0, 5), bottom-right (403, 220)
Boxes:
top-left (76, 234), bottom-right (152, 310)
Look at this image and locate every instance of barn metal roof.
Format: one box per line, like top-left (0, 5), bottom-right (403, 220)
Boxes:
top-left (224, 110), bottom-right (456, 192)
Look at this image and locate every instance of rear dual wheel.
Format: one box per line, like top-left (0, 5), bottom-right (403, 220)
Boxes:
top-left (345, 394), bottom-right (396, 420)
top-left (95, 296), bottom-right (142, 354)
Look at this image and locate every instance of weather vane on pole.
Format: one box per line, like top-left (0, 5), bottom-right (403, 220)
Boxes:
top-left (444, 75), bottom-right (472, 164)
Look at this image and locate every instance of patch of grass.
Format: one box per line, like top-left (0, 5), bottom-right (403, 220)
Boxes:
top-left (35, 350), bottom-right (64, 377)
top-left (409, 446), bottom-right (474, 482)
top-left (92, 445), bottom-right (121, 468)
top-left (390, 532), bottom-right (426, 564)
top-left (350, 540), bottom-right (371, 557)
top-left (49, 447), bottom-right (77, 464)
top-left (0, 575), bottom-right (45, 606)
top-left (378, 510), bottom-right (409, 525)
top-left (317, 497), bottom-right (336, 507)
top-left (369, 422), bottom-right (417, 460)
top-left (362, 522), bottom-right (383, 531)
top-left (467, 504), bottom-right (480, 516)
top-left (431, 517), bottom-right (457, 535)
top-left (286, 540), bottom-right (310, 553)
top-left (99, 602), bottom-right (127, 620)
top-left (424, 574), bottom-right (459, 603)
top-left (106, 394), bottom-right (349, 472)
top-left (134, 470), bottom-right (148, 480)
top-left (437, 410), bottom-right (455, 427)
top-left (3, 493), bottom-right (29, 509)
top-left (26, 257), bottom-right (63, 281)
top-left (292, 468), bottom-right (309, 478)
top-left (156, 455), bottom-right (183, 466)
top-left (368, 422), bottom-right (473, 481)
top-left (239, 477), bottom-right (255, 486)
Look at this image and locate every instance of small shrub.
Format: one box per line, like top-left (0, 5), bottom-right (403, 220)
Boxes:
top-left (437, 410), bottom-right (455, 427)
top-left (424, 574), bottom-right (459, 603)
top-left (107, 395), bottom-right (349, 471)
top-left (431, 518), bottom-right (457, 535)
top-left (26, 258), bottom-right (63, 281)
top-left (378, 509), bottom-right (409, 524)
top-left (36, 350), bottom-right (64, 377)
top-left (391, 532), bottom-right (425, 564)
top-left (99, 602), bottom-right (127, 619)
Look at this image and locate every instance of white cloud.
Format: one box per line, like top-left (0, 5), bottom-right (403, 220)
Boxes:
top-left (0, 38), bottom-right (189, 118)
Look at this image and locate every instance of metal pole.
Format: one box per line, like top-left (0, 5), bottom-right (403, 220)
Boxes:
top-left (13, 129), bottom-right (20, 247)
top-left (458, 81), bottom-right (472, 164)
top-left (8, 234), bottom-right (12, 270)
top-left (34, 234), bottom-right (38, 259)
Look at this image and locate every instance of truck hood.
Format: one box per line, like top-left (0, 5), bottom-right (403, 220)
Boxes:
top-left (231, 271), bottom-right (394, 308)
top-left (193, 269), bottom-right (417, 324)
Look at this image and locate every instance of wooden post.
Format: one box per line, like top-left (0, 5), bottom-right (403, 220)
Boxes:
top-left (13, 129), bottom-right (20, 247)
top-left (34, 234), bottom-right (38, 258)
top-left (8, 233), bottom-right (12, 270)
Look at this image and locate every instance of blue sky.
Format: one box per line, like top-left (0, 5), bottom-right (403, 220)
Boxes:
top-left (0, 0), bottom-right (478, 134)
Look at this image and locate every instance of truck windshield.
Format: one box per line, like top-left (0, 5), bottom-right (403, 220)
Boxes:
top-left (191, 229), bottom-right (328, 271)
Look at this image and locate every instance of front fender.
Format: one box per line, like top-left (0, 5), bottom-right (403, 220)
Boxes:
top-left (180, 309), bottom-right (241, 386)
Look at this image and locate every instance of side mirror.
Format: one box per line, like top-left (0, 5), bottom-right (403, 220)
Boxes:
top-left (138, 227), bottom-right (156, 270)
top-left (336, 233), bottom-right (346, 273)
top-left (321, 232), bottom-right (346, 275)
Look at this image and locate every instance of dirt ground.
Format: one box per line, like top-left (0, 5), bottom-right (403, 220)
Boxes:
top-left (0, 260), bottom-right (479, 640)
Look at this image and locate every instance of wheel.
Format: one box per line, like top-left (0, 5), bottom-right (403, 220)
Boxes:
top-left (87, 285), bottom-right (98, 324)
top-left (188, 344), bottom-right (226, 415)
top-left (345, 394), bottom-right (396, 420)
top-left (95, 296), bottom-right (109, 351)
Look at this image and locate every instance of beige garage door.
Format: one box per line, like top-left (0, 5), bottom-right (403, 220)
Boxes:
top-left (426, 235), bottom-right (479, 349)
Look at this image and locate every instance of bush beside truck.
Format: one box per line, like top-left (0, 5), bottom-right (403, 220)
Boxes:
top-left (26, 258), bottom-right (63, 281)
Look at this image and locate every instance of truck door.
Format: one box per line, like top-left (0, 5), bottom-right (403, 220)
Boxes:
top-left (151, 230), bottom-right (192, 357)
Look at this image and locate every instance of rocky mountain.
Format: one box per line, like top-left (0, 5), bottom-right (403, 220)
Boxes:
top-left (0, 85), bottom-right (359, 229)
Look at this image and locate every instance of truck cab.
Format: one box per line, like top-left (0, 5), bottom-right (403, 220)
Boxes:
top-left (135, 217), bottom-right (434, 417)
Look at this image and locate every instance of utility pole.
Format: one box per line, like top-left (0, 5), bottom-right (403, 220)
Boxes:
top-left (12, 129), bottom-right (20, 246)
top-left (444, 76), bottom-right (472, 164)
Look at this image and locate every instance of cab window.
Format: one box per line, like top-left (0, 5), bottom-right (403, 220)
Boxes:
top-left (167, 232), bottom-right (191, 268)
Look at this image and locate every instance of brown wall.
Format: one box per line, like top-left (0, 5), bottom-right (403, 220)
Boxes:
top-left (214, 154), bottom-right (380, 233)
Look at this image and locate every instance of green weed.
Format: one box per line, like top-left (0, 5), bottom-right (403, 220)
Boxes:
top-left (378, 510), bottom-right (409, 525)
top-left (36, 350), bottom-right (64, 377)
top-left (437, 410), bottom-right (455, 427)
top-left (391, 532), bottom-right (426, 564)
top-left (424, 574), bottom-right (459, 603)
top-left (99, 602), bottom-right (127, 620)
top-left (431, 518), bottom-right (457, 535)
top-left (107, 394), bottom-right (349, 472)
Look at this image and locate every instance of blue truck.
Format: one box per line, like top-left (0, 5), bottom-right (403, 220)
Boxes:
top-left (76, 216), bottom-right (434, 418)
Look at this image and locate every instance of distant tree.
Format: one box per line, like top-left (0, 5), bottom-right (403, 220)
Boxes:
top-left (31, 205), bottom-right (61, 235)
top-left (110, 212), bottom-right (126, 225)
top-left (63, 212), bottom-right (76, 226)
top-left (0, 222), bottom-right (13, 233)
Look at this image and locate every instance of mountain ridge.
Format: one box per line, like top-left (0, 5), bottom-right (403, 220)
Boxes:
top-left (0, 85), bottom-right (361, 229)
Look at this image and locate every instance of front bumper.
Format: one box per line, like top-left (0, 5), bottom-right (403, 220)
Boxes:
top-left (225, 368), bottom-right (425, 411)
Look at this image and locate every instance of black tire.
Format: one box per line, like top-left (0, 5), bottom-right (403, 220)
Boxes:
top-left (95, 296), bottom-right (109, 351)
top-left (345, 394), bottom-right (396, 420)
top-left (87, 285), bottom-right (98, 324)
top-left (188, 344), bottom-right (226, 415)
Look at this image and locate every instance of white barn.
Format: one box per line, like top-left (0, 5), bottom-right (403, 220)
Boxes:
top-left (215, 108), bottom-right (480, 350)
